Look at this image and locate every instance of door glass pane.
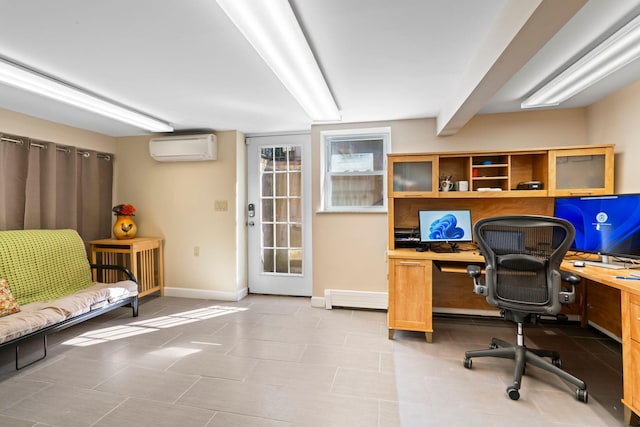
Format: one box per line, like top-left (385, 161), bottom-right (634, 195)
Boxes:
top-left (276, 173), bottom-right (287, 197)
top-left (259, 144), bottom-right (304, 276)
top-left (275, 249), bottom-right (288, 273)
top-left (275, 224), bottom-right (288, 247)
top-left (261, 199), bottom-right (273, 221)
top-left (263, 249), bottom-right (274, 273)
top-left (276, 199), bottom-right (288, 222)
top-left (290, 249), bottom-right (302, 274)
top-left (261, 174), bottom-right (273, 197)
top-left (289, 172), bottom-right (301, 196)
top-left (290, 224), bottom-right (302, 247)
top-left (261, 148), bottom-right (274, 172)
top-left (290, 198), bottom-right (301, 222)
top-left (262, 223), bottom-right (274, 247)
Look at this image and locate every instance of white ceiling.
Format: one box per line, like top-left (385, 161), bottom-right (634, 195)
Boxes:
top-left (0, 0), bottom-right (639, 137)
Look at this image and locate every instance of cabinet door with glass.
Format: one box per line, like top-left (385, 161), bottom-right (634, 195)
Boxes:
top-left (548, 146), bottom-right (614, 196)
top-left (388, 155), bottom-right (439, 198)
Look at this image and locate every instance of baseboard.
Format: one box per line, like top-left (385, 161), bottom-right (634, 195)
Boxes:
top-left (588, 320), bottom-right (622, 343)
top-left (323, 289), bottom-right (387, 310)
top-left (163, 286), bottom-right (248, 302)
top-left (433, 307), bottom-right (501, 317)
top-left (310, 296), bottom-right (325, 308)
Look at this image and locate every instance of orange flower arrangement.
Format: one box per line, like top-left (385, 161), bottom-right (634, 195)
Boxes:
top-left (112, 203), bottom-right (136, 216)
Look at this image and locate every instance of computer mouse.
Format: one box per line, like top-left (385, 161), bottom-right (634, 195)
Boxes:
top-left (573, 261), bottom-right (585, 267)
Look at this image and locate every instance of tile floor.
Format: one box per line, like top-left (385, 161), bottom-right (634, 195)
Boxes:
top-left (0, 295), bottom-right (630, 427)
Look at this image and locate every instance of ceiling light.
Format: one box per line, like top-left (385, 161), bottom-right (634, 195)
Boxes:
top-left (0, 57), bottom-right (173, 132)
top-left (217, 0), bottom-right (341, 122)
top-left (522, 13), bottom-right (640, 109)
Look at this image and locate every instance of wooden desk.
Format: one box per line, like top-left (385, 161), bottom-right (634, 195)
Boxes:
top-left (89, 237), bottom-right (164, 297)
top-left (561, 262), bottom-right (640, 425)
top-left (388, 249), bottom-right (640, 424)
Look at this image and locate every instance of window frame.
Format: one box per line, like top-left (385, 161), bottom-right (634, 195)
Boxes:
top-left (320, 127), bottom-right (390, 213)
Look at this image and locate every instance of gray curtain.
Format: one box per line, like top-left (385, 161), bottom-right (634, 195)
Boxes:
top-left (1, 133), bottom-right (113, 242)
top-left (0, 134), bottom-right (29, 230)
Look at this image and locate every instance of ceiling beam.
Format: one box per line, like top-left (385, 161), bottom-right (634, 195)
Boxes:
top-left (436, 0), bottom-right (587, 136)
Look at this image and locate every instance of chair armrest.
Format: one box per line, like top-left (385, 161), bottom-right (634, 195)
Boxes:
top-left (90, 263), bottom-right (137, 283)
top-left (467, 265), bottom-right (487, 296)
top-left (560, 270), bottom-right (581, 285)
top-left (467, 265), bottom-right (482, 278)
top-left (559, 270), bottom-right (579, 304)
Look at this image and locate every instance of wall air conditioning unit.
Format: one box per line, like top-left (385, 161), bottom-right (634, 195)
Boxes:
top-left (149, 134), bottom-right (217, 162)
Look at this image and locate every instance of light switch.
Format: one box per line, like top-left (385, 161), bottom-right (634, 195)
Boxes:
top-left (215, 200), bottom-right (228, 211)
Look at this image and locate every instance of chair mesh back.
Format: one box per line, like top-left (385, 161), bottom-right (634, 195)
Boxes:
top-left (476, 217), bottom-right (570, 308)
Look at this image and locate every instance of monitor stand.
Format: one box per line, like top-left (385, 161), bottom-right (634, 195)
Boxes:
top-left (416, 242), bottom-right (459, 253)
top-left (582, 255), bottom-right (632, 270)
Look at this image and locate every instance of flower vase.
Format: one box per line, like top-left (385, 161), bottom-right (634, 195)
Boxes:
top-left (113, 215), bottom-right (137, 240)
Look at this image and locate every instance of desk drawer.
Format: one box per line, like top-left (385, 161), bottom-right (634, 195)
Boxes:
top-left (631, 294), bottom-right (640, 343)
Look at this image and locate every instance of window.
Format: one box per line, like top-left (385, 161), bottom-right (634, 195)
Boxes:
top-left (321, 128), bottom-right (390, 212)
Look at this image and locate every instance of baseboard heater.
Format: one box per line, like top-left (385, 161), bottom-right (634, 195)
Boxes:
top-left (324, 290), bottom-right (387, 310)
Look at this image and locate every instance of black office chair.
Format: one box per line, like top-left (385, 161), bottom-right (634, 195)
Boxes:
top-left (463, 215), bottom-right (588, 402)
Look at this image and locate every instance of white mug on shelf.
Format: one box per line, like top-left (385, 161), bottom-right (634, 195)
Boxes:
top-left (457, 180), bottom-right (469, 192)
top-left (440, 180), bottom-right (454, 191)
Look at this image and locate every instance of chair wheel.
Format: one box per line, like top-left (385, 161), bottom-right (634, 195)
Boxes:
top-left (463, 357), bottom-right (472, 369)
top-left (490, 343), bottom-right (498, 349)
top-left (552, 357), bottom-right (561, 368)
top-left (576, 389), bottom-right (588, 403)
top-left (507, 386), bottom-right (520, 400)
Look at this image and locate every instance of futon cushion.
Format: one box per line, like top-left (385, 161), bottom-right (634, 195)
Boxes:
top-left (0, 279), bottom-right (20, 317)
top-left (0, 302), bottom-right (67, 344)
top-left (0, 229), bottom-right (93, 305)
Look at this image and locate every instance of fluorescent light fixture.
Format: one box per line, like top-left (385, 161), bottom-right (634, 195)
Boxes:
top-left (217, 0), bottom-right (341, 122)
top-left (0, 57), bottom-right (173, 132)
top-left (522, 13), bottom-right (640, 109)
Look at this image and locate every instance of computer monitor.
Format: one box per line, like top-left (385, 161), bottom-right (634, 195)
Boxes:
top-left (553, 194), bottom-right (640, 262)
top-left (418, 209), bottom-right (472, 252)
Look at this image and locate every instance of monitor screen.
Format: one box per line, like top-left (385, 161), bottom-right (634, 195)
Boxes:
top-left (553, 194), bottom-right (640, 258)
top-left (418, 210), bottom-right (473, 243)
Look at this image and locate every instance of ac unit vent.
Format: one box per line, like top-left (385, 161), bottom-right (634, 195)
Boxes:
top-left (149, 134), bottom-right (217, 162)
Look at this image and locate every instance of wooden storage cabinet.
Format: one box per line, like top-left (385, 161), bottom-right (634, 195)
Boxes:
top-left (89, 237), bottom-right (164, 297)
top-left (623, 292), bottom-right (640, 424)
top-left (388, 145), bottom-right (612, 199)
top-left (548, 146), bottom-right (614, 196)
top-left (387, 257), bottom-right (433, 342)
top-left (388, 155), bottom-right (438, 197)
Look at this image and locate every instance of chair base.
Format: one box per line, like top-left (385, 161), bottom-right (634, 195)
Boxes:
top-left (463, 335), bottom-right (588, 402)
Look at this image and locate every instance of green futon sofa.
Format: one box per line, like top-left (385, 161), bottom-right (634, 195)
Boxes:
top-left (0, 229), bottom-right (139, 369)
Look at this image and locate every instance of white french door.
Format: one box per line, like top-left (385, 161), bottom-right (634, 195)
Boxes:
top-left (246, 133), bottom-right (312, 296)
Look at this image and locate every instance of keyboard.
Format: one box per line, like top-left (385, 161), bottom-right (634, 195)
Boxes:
top-left (581, 261), bottom-right (626, 270)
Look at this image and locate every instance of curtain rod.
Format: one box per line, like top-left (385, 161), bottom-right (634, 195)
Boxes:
top-left (1, 137), bottom-right (112, 161)
top-left (0, 136), bottom-right (25, 144)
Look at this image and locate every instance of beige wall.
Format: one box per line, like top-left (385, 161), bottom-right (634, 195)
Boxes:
top-left (4, 80), bottom-right (640, 305)
top-left (310, 108), bottom-right (589, 298)
top-left (0, 107), bottom-right (116, 152)
top-left (587, 80), bottom-right (640, 194)
top-left (113, 131), bottom-right (247, 300)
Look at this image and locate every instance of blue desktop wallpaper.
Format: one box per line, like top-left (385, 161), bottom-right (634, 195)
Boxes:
top-left (419, 210), bottom-right (472, 243)
top-left (554, 195), bottom-right (640, 257)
